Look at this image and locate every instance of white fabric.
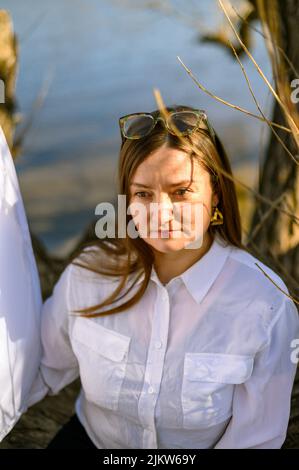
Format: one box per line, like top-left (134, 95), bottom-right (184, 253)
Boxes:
top-left (27, 232), bottom-right (299, 449)
top-left (0, 126), bottom-right (42, 441)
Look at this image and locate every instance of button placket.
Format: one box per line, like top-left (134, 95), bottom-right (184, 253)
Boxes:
top-left (166, 278), bottom-right (180, 299)
top-left (143, 427), bottom-right (157, 448)
top-left (137, 286), bottom-right (170, 446)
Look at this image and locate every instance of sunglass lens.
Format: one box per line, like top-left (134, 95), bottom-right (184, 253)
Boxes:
top-left (168, 111), bottom-right (200, 134)
top-left (123, 115), bottom-right (155, 138)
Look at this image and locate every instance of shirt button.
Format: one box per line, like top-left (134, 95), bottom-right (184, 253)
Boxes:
top-left (148, 386), bottom-right (154, 394)
top-left (155, 341), bottom-right (162, 349)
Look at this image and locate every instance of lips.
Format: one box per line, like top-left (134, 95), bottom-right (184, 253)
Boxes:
top-left (158, 228), bottom-right (181, 232)
top-left (154, 229), bottom-right (181, 235)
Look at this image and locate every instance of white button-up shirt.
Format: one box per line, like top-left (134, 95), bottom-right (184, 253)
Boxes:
top-left (27, 233), bottom-right (299, 449)
top-left (0, 127), bottom-right (42, 442)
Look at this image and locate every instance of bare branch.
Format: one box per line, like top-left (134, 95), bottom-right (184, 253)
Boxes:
top-left (177, 56), bottom-right (291, 134)
top-left (153, 88), bottom-right (299, 224)
top-left (229, 39), bottom-right (299, 165)
top-left (255, 262), bottom-right (299, 305)
top-left (218, 0), bottom-right (299, 139)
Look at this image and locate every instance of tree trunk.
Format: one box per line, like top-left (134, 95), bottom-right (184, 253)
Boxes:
top-left (247, 0), bottom-right (299, 449)
top-left (248, 0), bottom-right (299, 300)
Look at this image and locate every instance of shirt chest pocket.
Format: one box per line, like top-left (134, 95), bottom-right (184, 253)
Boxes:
top-left (72, 318), bottom-right (131, 411)
top-left (181, 353), bottom-right (254, 429)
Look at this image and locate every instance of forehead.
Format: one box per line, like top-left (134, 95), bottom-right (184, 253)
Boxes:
top-left (130, 146), bottom-right (207, 184)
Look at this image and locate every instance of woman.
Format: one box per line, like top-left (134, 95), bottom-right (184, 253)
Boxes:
top-left (27, 105), bottom-right (299, 449)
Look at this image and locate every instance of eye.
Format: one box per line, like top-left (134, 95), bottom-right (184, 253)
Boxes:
top-left (174, 188), bottom-right (192, 196)
top-left (135, 191), bottom-right (150, 198)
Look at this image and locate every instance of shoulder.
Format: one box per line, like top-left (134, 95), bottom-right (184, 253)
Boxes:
top-left (69, 242), bottom-right (126, 282)
top-left (225, 243), bottom-right (294, 325)
top-left (69, 245), bottom-right (105, 280)
top-left (62, 244), bottom-right (118, 313)
top-left (65, 241), bottom-right (132, 305)
top-left (228, 244), bottom-right (289, 293)
top-left (219, 243), bottom-right (299, 352)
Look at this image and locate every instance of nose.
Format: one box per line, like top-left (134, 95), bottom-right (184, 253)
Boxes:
top-left (150, 194), bottom-right (174, 229)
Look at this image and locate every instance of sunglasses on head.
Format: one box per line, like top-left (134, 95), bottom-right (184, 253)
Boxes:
top-left (118, 109), bottom-right (216, 145)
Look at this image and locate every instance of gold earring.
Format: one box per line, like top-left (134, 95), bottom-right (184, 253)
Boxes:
top-left (210, 206), bottom-right (224, 226)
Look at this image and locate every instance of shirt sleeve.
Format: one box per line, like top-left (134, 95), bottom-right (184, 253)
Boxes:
top-left (26, 263), bottom-right (79, 408)
top-left (214, 297), bottom-right (299, 449)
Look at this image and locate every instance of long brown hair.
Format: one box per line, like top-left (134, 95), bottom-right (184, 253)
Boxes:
top-left (70, 104), bottom-right (248, 317)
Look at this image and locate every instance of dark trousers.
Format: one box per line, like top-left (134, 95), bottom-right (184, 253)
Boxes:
top-left (47, 414), bottom-right (97, 449)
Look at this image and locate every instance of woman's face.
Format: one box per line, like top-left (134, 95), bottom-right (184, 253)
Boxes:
top-left (129, 143), bottom-right (219, 253)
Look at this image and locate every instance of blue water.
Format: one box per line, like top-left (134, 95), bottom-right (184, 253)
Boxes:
top-left (1, 0), bottom-right (272, 253)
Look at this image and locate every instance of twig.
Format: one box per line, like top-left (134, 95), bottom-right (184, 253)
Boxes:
top-left (229, 40), bottom-right (299, 166)
top-left (257, 86), bottom-right (272, 190)
top-left (243, 227), bottom-right (299, 294)
top-left (153, 86), bottom-right (299, 224)
top-left (177, 56), bottom-right (291, 134)
top-left (254, 262), bottom-right (299, 305)
top-left (257, 0), bottom-right (299, 150)
top-left (218, 0), bottom-right (299, 141)
top-left (230, 2), bottom-right (299, 78)
top-left (153, 88), bottom-right (299, 301)
top-left (246, 193), bottom-right (286, 244)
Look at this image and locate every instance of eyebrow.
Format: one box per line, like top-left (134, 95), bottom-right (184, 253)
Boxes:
top-left (130, 180), bottom-right (194, 189)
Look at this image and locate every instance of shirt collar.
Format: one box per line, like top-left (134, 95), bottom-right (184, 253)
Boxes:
top-left (134, 233), bottom-right (232, 305)
top-left (180, 233), bottom-right (232, 304)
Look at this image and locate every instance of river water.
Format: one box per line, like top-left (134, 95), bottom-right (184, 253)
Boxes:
top-left (1, 0), bottom-right (272, 254)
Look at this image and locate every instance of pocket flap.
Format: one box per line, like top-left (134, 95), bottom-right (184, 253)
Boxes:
top-left (184, 353), bottom-right (254, 384)
top-left (72, 318), bottom-right (131, 362)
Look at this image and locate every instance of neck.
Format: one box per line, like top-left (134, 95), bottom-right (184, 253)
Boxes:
top-left (153, 232), bottom-right (214, 285)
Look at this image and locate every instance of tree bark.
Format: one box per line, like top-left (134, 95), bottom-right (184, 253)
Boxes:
top-left (247, 0), bottom-right (299, 449)
top-left (248, 0), bottom-right (299, 300)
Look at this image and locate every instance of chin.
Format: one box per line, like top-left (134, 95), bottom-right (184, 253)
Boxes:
top-left (144, 236), bottom-right (197, 253)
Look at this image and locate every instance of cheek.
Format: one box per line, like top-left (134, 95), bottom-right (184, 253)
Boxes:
top-left (176, 201), bottom-right (207, 225)
top-left (179, 202), bottom-right (211, 240)
top-left (129, 202), bottom-right (149, 232)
